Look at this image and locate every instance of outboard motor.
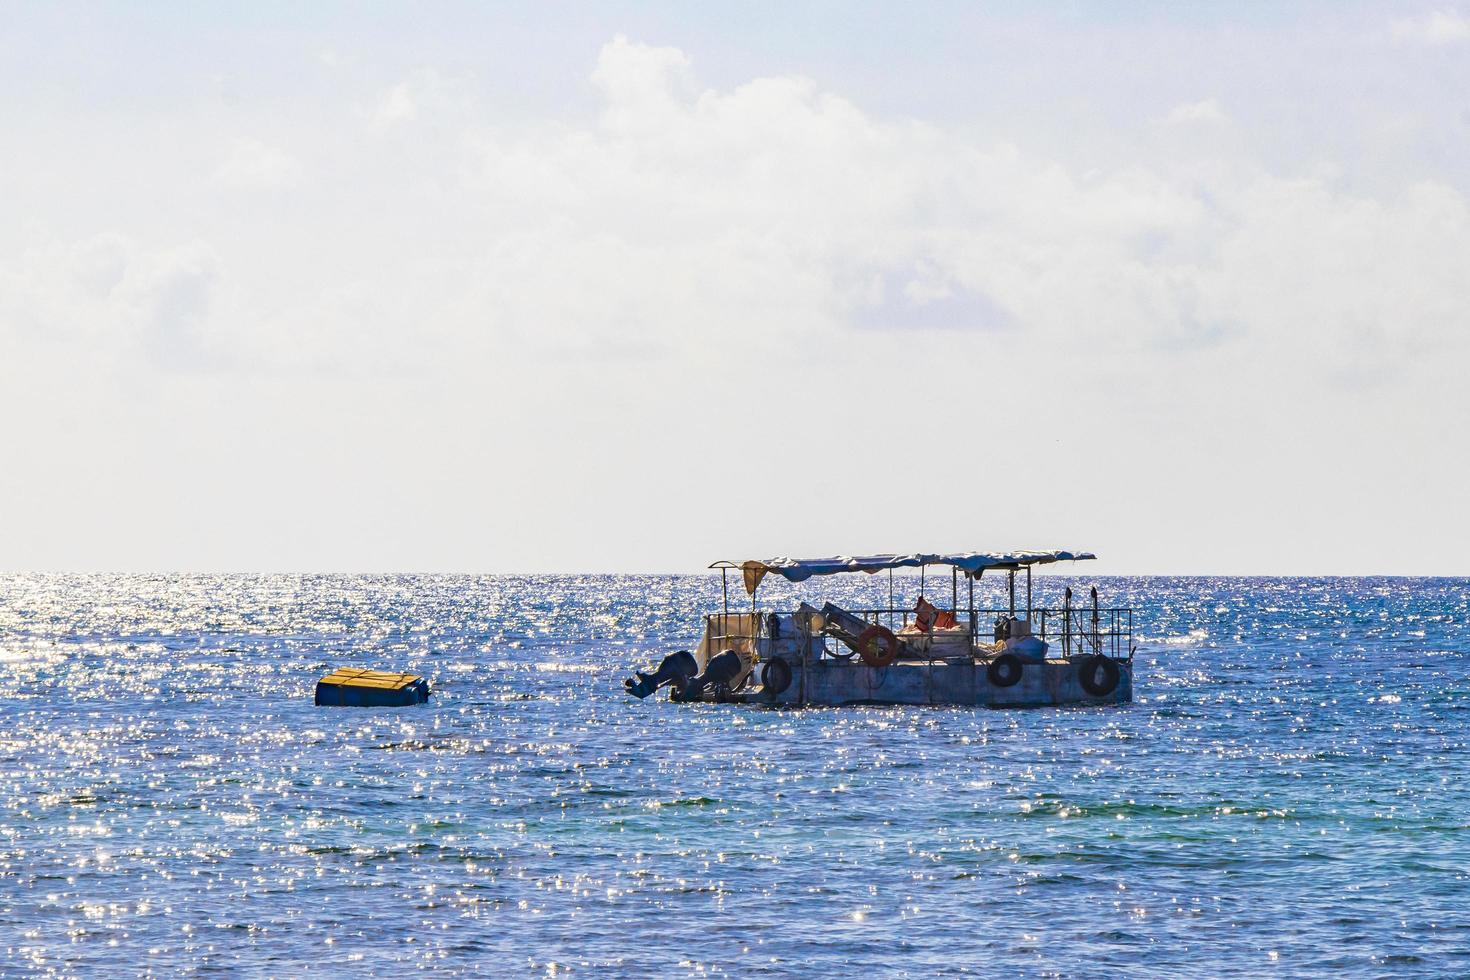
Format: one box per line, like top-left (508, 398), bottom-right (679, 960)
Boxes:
top-left (624, 650), bottom-right (698, 699)
top-left (675, 649), bottom-right (744, 702)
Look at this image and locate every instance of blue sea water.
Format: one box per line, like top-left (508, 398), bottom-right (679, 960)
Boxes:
top-left (1, 574), bottom-right (1468, 977)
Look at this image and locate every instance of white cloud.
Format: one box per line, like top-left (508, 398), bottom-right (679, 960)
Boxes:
top-left (1160, 99), bottom-right (1227, 125)
top-left (443, 39), bottom-right (1469, 371)
top-left (1392, 10), bottom-right (1470, 44)
top-left (367, 69), bottom-right (460, 133)
top-left (590, 35), bottom-right (696, 132)
top-left (211, 138), bottom-right (302, 190)
top-left (372, 82), bottom-right (418, 130)
top-left (1, 235), bottom-right (226, 368)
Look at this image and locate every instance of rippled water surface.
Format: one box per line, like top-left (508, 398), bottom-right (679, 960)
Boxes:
top-left (2, 574), bottom-right (1469, 976)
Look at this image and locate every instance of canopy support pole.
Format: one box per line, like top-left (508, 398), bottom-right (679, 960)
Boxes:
top-left (951, 567), bottom-right (957, 612)
top-left (1008, 569), bottom-right (1015, 617)
top-left (968, 572), bottom-right (975, 649)
top-left (1026, 566), bottom-right (1032, 620)
top-left (888, 568), bottom-right (894, 629)
top-left (1091, 585), bottom-right (1100, 655)
top-left (719, 567), bottom-right (730, 656)
top-left (1064, 586), bottom-right (1073, 656)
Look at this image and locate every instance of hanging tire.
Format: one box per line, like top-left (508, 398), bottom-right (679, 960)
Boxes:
top-left (762, 658), bottom-right (793, 696)
top-left (1079, 654), bottom-right (1120, 697)
top-left (987, 653), bottom-right (1023, 688)
top-left (856, 624), bottom-right (898, 668)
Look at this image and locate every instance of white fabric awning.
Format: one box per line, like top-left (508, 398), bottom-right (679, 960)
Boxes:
top-left (715, 551), bottom-right (1095, 593)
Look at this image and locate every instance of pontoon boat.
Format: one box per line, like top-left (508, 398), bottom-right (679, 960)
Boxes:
top-left (624, 551), bottom-right (1135, 707)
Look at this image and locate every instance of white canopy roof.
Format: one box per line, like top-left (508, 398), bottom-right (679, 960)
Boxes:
top-left (714, 551), bottom-right (1095, 592)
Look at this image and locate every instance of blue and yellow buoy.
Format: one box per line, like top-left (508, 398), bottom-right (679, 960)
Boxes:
top-left (315, 668), bottom-right (431, 707)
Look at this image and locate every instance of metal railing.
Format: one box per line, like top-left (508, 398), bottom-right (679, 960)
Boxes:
top-left (702, 605), bottom-right (1134, 664)
top-left (839, 606), bottom-right (1133, 659)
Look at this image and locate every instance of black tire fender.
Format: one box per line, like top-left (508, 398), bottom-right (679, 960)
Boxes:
top-left (1079, 654), bottom-right (1120, 697)
top-left (987, 653), bottom-right (1023, 688)
top-left (762, 658), bottom-right (793, 696)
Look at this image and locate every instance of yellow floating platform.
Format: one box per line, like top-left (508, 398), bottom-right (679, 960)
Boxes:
top-left (315, 667), bottom-right (431, 707)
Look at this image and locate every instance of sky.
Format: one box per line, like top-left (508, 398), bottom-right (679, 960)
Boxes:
top-left (2, 2), bottom-right (1468, 574)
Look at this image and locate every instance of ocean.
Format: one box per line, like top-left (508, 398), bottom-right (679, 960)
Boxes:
top-left (1, 573), bottom-right (1467, 976)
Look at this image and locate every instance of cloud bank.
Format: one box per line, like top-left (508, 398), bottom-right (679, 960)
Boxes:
top-left (8, 36), bottom-right (1467, 384)
top-left (2, 24), bottom-right (1469, 573)
top-left (1393, 10), bottom-right (1470, 44)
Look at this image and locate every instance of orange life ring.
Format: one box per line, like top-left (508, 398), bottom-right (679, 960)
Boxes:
top-left (856, 624), bottom-right (898, 668)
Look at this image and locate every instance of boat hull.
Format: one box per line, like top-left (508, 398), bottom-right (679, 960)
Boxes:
top-left (741, 656), bottom-right (1132, 708)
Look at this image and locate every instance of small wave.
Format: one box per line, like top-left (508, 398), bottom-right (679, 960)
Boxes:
top-left (1144, 629), bottom-right (1209, 647)
top-left (647, 796), bottom-right (719, 809)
